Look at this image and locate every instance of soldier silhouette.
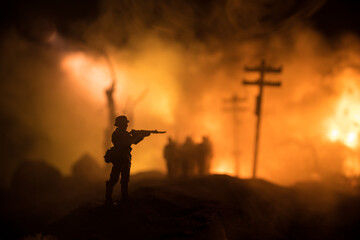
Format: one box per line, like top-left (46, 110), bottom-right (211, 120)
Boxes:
top-left (104, 115), bottom-right (166, 205)
top-left (105, 116), bottom-right (150, 205)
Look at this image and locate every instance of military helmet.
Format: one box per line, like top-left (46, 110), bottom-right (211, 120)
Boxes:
top-left (114, 115), bottom-right (129, 127)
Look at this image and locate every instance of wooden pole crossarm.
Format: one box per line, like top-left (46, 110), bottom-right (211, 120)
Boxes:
top-left (264, 81), bottom-right (281, 87)
top-left (244, 66), bottom-right (282, 73)
top-left (243, 80), bottom-right (281, 87)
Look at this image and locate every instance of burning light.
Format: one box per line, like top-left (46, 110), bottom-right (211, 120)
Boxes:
top-left (325, 72), bottom-right (360, 178)
top-left (325, 74), bottom-right (360, 149)
top-left (346, 132), bottom-right (357, 148)
top-left (328, 129), bottom-right (339, 142)
top-left (212, 159), bottom-right (235, 176)
top-left (343, 156), bottom-right (360, 178)
top-left (61, 52), bottom-right (112, 102)
top-left (327, 127), bottom-right (358, 148)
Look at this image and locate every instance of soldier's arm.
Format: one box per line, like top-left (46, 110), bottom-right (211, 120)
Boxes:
top-left (130, 131), bottom-right (151, 144)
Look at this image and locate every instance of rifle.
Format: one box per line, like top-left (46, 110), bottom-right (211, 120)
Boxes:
top-left (130, 129), bottom-right (167, 136)
top-left (130, 129), bottom-right (166, 144)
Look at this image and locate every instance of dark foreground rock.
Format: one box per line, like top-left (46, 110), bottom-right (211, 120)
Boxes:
top-left (44, 175), bottom-right (360, 240)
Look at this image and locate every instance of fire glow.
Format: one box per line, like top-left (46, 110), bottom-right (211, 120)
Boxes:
top-left (325, 73), bottom-right (360, 177)
top-left (326, 81), bottom-right (360, 148)
top-left (61, 52), bottom-right (112, 102)
top-left (57, 37), bottom-right (360, 183)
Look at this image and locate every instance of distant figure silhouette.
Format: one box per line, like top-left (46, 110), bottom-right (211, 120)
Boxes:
top-left (104, 115), bottom-right (166, 205)
top-left (163, 137), bottom-right (179, 178)
top-left (197, 136), bottom-right (213, 176)
top-left (180, 136), bottom-right (197, 178)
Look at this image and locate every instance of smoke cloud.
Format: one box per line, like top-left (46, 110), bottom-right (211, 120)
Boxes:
top-left (2, 0), bottom-right (360, 186)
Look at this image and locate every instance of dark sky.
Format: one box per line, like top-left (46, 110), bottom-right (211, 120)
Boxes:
top-left (310, 0), bottom-right (360, 37)
top-left (1, 0), bottom-right (360, 42)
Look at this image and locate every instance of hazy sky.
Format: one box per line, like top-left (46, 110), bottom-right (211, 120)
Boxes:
top-left (1, 0), bottom-right (360, 186)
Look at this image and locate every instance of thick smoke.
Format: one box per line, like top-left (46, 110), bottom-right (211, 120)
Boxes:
top-left (3, 0), bottom-right (360, 186)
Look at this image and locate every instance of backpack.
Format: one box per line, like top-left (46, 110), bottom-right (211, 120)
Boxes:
top-left (104, 147), bottom-right (116, 163)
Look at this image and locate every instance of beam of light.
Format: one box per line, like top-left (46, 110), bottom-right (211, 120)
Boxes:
top-left (61, 52), bottom-right (113, 102)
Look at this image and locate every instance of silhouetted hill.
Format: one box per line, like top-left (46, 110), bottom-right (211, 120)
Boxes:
top-left (44, 175), bottom-right (360, 240)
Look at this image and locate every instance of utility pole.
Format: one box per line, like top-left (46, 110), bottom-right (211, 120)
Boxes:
top-left (243, 60), bottom-right (282, 179)
top-left (223, 94), bottom-right (246, 177)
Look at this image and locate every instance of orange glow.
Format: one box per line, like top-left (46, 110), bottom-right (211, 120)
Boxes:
top-left (54, 36), bottom-right (360, 183)
top-left (346, 132), bottom-right (357, 148)
top-left (211, 158), bottom-right (235, 176)
top-left (328, 129), bottom-right (339, 142)
top-left (325, 75), bottom-right (360, 150)
top-left (324, 72), bottom-right (360, 178)
top-left (61, 52), bottom-right (112, 102)
top-left (343, 156), bottom-right (360, 178)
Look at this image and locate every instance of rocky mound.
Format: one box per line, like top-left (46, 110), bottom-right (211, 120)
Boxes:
top-left (44, 175), bottom-right (360, 240)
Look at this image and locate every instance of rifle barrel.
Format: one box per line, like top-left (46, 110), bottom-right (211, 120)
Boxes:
top-left (154, 131), bottom-right (166, 134)
top-left (132, 129), bottom-right (166, 134)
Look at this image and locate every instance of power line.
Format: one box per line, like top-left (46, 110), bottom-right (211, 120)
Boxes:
top-left (243, 59), bottom-right (282, 179)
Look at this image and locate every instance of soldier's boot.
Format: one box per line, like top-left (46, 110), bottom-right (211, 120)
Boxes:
top-left (121, 182), bottom-right (129, 201)
top-left (105, 181), bottom-right (114, 206)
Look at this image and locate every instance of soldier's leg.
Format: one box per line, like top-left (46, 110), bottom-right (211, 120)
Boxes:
top-left (120, 164), bottom-right (130, 200)
top-left (106, 163), bottom-right (121, 204)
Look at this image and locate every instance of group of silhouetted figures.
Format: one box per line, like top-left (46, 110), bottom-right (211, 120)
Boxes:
top-left (163, 136), bottom-right (213, 178)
